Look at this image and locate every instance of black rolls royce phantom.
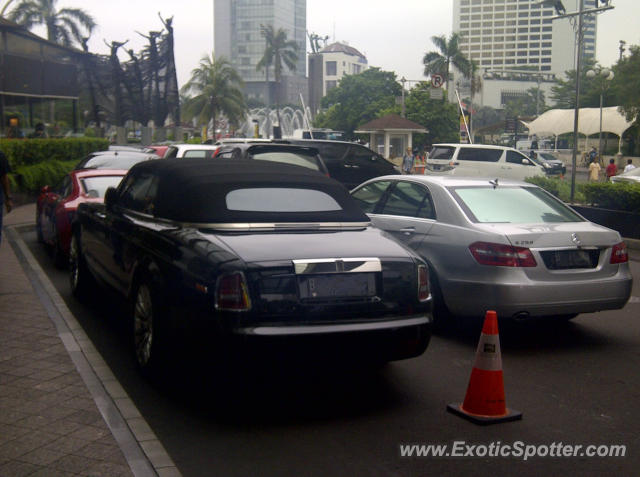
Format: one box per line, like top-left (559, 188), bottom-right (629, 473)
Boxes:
top-left (70, 158), bottom-right (432, 374)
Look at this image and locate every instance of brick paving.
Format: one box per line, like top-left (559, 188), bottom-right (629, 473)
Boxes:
top-left (0, 204), bottom-right (180, 477)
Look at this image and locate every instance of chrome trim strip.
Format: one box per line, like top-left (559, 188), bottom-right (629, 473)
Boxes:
top-left (236, 315), bottom-right (431, 336)
top-left (119, 208), bottom-right (370, 232)
top-left (293, 257), bottom-right (382, 274)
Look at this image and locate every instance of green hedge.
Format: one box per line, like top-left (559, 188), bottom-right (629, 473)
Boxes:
top-left (0, 137), bottom-right (109, 167)
top-left (526, 176), bottom-right (640, 213)
top-left (9, 159), bottom-right (78, 195)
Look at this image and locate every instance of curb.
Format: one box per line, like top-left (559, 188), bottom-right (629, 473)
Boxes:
top-left (6, 225), bottom-right (182, 477)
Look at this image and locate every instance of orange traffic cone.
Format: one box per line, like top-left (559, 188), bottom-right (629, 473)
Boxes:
top-left (447, 310), bottom-right (522, 425)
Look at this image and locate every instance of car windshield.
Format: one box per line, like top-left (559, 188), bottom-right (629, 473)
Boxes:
top-left (449, 185), bottom-right (584, 223)
top-left (249, 151), bottom-right (321, 171)
top-left (81, 176), bottom-right (125, 198)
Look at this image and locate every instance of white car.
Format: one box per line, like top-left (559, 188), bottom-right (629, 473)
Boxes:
top-left (610, 167), bottom-right (640, 184)
top-left (426, 143), bottom-right (546, 181)
top-left (163, 144), bottom-right (219, 159)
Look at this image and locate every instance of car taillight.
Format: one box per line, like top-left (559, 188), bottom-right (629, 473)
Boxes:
top-left (418, 264), bottom-right (430, 302)
top-left (469, 241), bottom-right (537, 267)
top-left (215, 272), bottom-right (252, 311)
top-left (610, 242), bottom-right (629, 264)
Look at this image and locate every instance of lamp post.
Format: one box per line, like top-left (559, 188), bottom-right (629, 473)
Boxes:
top-left (586, 68), bottom-right (614, 160)
top-left (541, 0), bottom-right (615, 202)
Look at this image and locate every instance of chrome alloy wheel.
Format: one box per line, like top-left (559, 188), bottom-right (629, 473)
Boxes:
top-left (133, 284), bottom-right (154, 368)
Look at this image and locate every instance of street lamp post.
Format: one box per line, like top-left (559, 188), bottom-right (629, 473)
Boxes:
top-left (586, 68), bottom-right (614, 160)
top-left (542, 0), bottom-right (615, 202)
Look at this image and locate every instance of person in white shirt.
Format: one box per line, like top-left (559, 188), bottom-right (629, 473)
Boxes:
top-left (623, 159), bottom-right (636, 173)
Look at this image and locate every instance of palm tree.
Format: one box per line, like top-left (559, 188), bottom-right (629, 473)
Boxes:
top-left (423, 32), bottom-right (471, 95)
top-left (7, 0), bottom-right (95, 47)
top-left (181, 54), bottom-right (247, 138)
top-left (256, 24), bottom-right (298, 129)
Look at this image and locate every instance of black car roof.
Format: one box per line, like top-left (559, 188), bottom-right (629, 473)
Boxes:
top-left (128, 158), bottom-right (369, 224)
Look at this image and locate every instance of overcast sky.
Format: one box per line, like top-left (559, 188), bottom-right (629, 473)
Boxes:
top-left (35, 0), bottom-right (640, 87)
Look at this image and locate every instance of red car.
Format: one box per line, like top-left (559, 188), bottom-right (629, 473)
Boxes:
top-left (36, 169), bottom-right (127, 266)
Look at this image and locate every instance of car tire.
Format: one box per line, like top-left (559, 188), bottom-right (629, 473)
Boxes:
top-left (69, 232), bottom-right (95, 301)
top-left (132, 278), bottom-right (168, 378)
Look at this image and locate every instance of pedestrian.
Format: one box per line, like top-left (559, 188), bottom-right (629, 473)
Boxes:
top-left (605, 158), bottom-right (618, 181)
top-left (402, 147), bottom-right (415, 174)
top-left (0, 148), bottom-right (13, 245)
top-left (588, 146), bottom-right (598, 164)
top-left (28, 122), bottom-right (48, 139)
top-left (588, 158), bottom-right (601, 182)
top-left (623, 158), bottom-right (636, 173)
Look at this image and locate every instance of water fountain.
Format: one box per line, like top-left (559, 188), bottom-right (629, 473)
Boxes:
top-left (238, 106), bottom-right (311, 138)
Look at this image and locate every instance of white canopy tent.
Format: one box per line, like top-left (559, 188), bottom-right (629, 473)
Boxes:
top-left (522, 107), bottom-right (634, 152)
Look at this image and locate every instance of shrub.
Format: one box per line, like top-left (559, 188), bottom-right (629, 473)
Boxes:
top-left (525, 176), bottom-right (586, 204)
top-left (9, 159), bottom-right (78, 195)
top-left (0, 137), bottom-right (109, 167)
top-left (527, 176), bottom-right (640, 213)
top-left (581, 182), bottom-right (640, 214)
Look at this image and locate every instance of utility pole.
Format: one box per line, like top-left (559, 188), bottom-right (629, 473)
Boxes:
top-left (544, 0), bottom-right (615, 202)
top-left (619, 40), bottom-right (626, 61)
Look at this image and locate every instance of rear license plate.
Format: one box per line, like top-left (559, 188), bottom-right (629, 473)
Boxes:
top-left (542, 249), bottom-right (599, 269)
top-left (298, 273), bottom-right (376, 299)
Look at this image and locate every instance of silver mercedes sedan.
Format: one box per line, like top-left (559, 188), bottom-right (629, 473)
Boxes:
top-left (351, 175), bottom-right (633, 327)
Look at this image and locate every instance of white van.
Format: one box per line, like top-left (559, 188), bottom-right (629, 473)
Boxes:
top-left (426, 143), bottom-right (546, 181)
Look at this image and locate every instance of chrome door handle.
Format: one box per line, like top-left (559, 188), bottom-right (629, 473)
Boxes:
top-left (400, 227), bottom-right (415, 234)
top-left (95, 212), bottom-right (106, 219)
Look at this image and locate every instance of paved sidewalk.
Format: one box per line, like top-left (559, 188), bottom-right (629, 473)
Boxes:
top-left (1, 204), bottom-right (180, 477)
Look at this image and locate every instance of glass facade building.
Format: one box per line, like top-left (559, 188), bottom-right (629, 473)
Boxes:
top-left (214, 0), bottom-right (307, 102)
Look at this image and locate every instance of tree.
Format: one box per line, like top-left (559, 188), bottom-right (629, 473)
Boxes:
top-left (8, 0), bottom-right (95, 47)
top-left (404, 82), bottom-right (459, 146)
top-left (422, 33), bottom-right (471, 94)
top-left (612, 44), bottom-right (640, 123)
top-left (313, 68), bottom-right (402, 139)
top-left (256, 24), bottom-right (298, 128)
top-left (181, 54), bottom-right (247, 134)
top-left (550, 58), bottom-right (602, 109)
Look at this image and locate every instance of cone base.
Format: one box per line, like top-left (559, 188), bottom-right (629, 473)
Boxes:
top-left (447, 403), bottom-right (522, 425)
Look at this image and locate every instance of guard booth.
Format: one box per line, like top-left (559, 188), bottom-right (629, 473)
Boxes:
top-left (355, 113), bottom-right (428, 171)
top-left (0, 18), bottom-right (81, 135)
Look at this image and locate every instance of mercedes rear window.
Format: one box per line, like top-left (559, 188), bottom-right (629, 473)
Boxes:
top-left (450, 186), bottom-right (584, 224)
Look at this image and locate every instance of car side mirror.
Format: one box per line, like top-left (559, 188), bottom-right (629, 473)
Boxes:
top-left (522, 159), bottom-right (531, 165)
top-left (104, 187), bottom-right (118, 210)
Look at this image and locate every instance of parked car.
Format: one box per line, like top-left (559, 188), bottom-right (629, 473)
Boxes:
top-left (285, 139), bottom-right (398, 189)
top-left (212, 143), bottom-right (329, 175)
top-left (162, 143), bottom-right (219, 159)
top-left (351, 175), bottom-right (632, 328)
top-left (70, 159), bottom-right (432, 374)
top-left (36, 169), bottom-right (128, 267)
top-left (534, 151), bottom-right (566, 176)
top-left (426, 143), bottom-right (546, 181)
top-left (610, 167), bottom-right (640, 184)
top-left (74, 150), bottom-right (160, 170)
top-left (144, 144), bottom-right (172, 157)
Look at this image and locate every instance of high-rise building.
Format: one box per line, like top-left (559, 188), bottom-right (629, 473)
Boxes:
top-left (453, 0), bottom-right (598, 109)
top-left (214, 0), bottom-right (307, 105)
